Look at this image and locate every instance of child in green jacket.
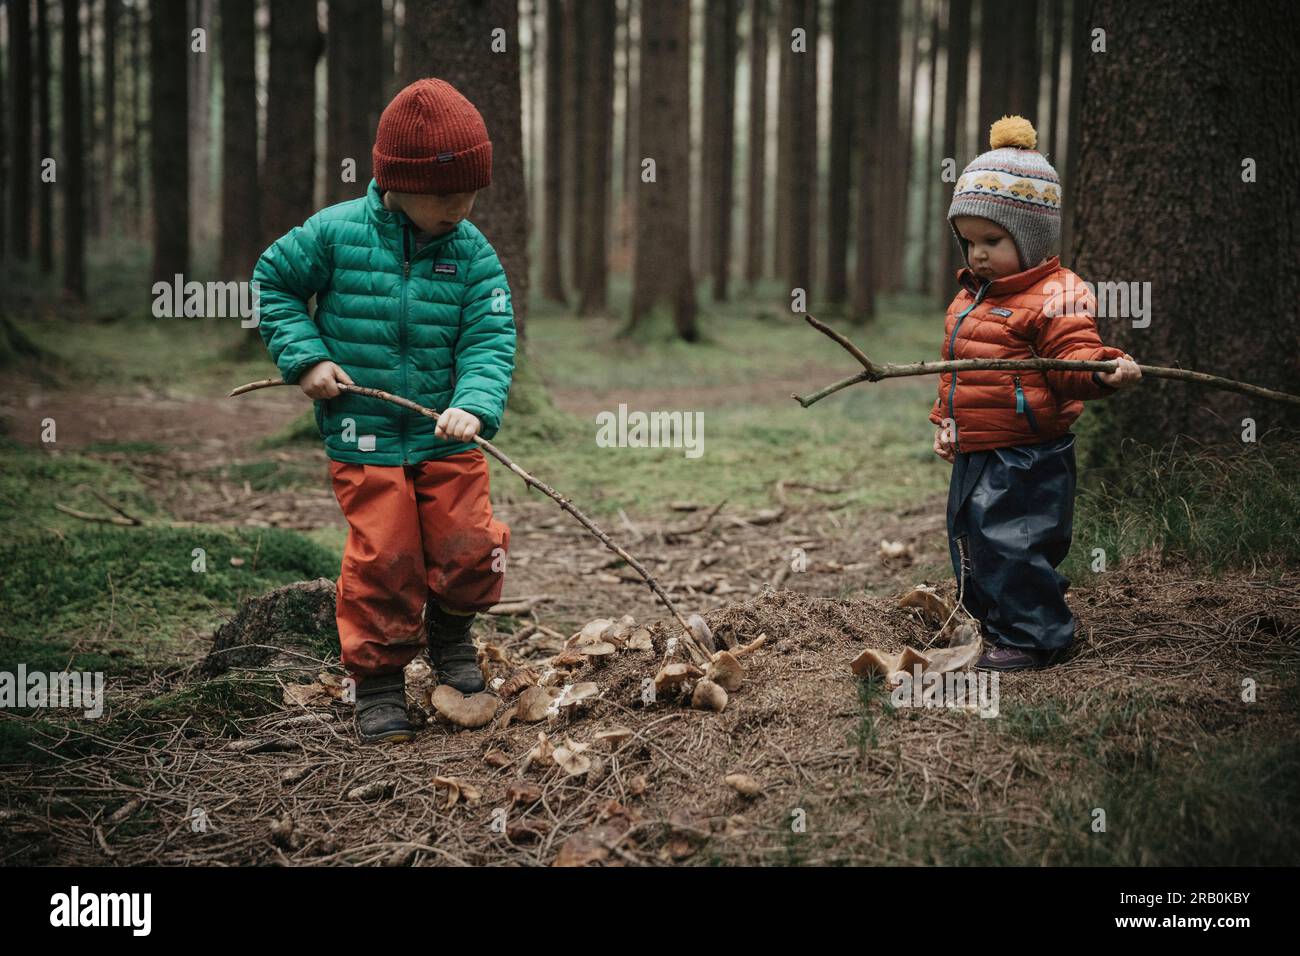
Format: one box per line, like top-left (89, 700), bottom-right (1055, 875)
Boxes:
top-left (254, 78), bottom-right (516, 744)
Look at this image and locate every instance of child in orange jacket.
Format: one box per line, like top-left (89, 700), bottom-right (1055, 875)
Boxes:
top-left (930, 116), bottom-right (1141, 671)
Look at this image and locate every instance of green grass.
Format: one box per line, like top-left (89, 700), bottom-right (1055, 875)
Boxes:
top-left (1064, 438), bottom-right (1300, 580)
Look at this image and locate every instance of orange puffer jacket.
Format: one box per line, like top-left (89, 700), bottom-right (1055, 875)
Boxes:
top-left (928, 256), bottom-right (1125, 452)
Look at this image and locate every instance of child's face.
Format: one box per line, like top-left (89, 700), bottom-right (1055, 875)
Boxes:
top-left (952, 215), bottom-right (1021, 280)
top-left (388, 190), bottom-right (478, 236)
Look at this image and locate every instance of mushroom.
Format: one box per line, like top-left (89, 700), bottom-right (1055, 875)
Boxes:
top-left (579, 641), bottom-right (617, 665)
top-left (706, 650), bottom-right (744, 691)
top-left (898, 585), bottom-right (955, 630)
top-left (724, 773), bottom-right (762, 797)
top-left (554, 737), bottom-right (592, 776)
top-left (526, 732), bottom-right (555, 768)
top-left (626, 627), bottom-right (654, 652)
top-left (515, 685), bottom-right (560, 722)
top-left (690, 679), bottom-right (728, 712)
top-left (654, 662), bottom-right (704, 694)
top-left (558, 681), bottom-right (600, 715)
top-left (570, 619), bottom-right (615, 647)
top-left (594, 726), bottom-right (634, 748)
top-left (429, 685), bottom-right (498, 729)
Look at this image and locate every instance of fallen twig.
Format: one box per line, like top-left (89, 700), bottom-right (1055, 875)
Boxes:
top-left (792, 314), bottom-right (1300, 408)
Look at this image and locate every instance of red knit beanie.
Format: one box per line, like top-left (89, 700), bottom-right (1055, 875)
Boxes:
top-left (372, 78), bottom-right (492, 195)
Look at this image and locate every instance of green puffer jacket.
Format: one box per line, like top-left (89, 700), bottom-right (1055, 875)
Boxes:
top-left (253, 178), bottom-right (516, 465)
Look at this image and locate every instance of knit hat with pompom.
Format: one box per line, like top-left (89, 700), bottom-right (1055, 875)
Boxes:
top-left (947, 116), bottom-right (1061, 271)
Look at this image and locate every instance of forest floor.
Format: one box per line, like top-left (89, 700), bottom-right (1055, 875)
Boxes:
top-left (1, 274), bottom-right (1298, 865)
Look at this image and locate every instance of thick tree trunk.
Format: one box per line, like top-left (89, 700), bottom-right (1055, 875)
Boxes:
top-left (260, 0), bottom-right (320, 249)
top-left (220, 0), bottom-right (261, 279)
top-left (62, 0), bottom-right (86, 297)
top-left (130, 0), bottom-right (146, 238)
top-left (899, 0), bottom-right (923, 291)
top-left (937, 0), bottom-right (970, 305)
top-left (326, 0), bottom-right (383, 205)
top-left (975, 0), bottom-right (1008, 141)
top-left (630, 0), bottom-right (697, 340)
top-left (403, 0), bottom-right (530, 343)
top-left (1045, 0), bottom-right (1063, 158)
top-left (744, 0), bottom-right (767, 287)
top-left (10, 0), bottom-right (33, 260)
top-left (577, 0), bottom-right (615, 315)
top-left (702, 0), bottom-right (738, 301)
top-left (1072, 0), bottom-right (1300, 451)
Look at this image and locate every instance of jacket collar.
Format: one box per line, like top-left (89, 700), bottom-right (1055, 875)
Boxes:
top-left (365, 178), bottom-right (465, 254)
top-left (957, 255), bottom-right (1060, 298)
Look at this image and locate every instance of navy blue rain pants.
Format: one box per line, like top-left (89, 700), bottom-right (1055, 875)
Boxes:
top-left (945, 433), bottom-right (1078, 653)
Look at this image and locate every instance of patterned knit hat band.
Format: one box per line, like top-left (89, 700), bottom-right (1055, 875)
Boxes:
top-left (947, 116), bottom-right (1061, 271)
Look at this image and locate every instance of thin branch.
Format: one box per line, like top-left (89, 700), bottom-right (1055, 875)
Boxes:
top-left (229, 379), bottom-right (711, 665)
top-left (792, 314), bottom-right (1300, 408)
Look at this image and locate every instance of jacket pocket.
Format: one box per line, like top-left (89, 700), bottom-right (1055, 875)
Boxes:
top-left (1013, 376), bottom-right (1040, 433)
top-left (314, 400), bottom-right (327, 438)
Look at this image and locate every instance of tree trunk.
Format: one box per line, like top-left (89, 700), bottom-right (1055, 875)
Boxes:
top-left (1060, 0), bottom-right (1085, 257)
top-left (220, 0), bottom-right (260, 279)
top-left (326, 0), bottom-right (383, 206)
top-left (578, 0), bottom-right (615, 315)
top-left (975, 0), bottom-right (1009, 141)
top-left (540, 0), bottom-right (566, 302)
top-left (899, 0), bottom-right (923, 291)
top-left (630, 0), bottom-right (697, 340)
top-left (62, 0), bottom-right (86, 297)
top-left (824, 0), bottom-right (852, 305)
top-left (10, 0), bottom-right (33, 260)
top-left (850, 0), bottom-right (879, 322)
top-left (261, 0), bottom-right (319, 249)
top-left (744, 0), bottom-right (767, 287)
top-left (702, 0), bottom-right (738, 301)
top-left (621, 0), bottom-right (640, 265)
top-left (130, 0), bottom-right (146, 238)
top-left (920, 0), bottom-right (940, 297)
top-left (561, 0), bottom-right (583, 297)
top-left (37, 0), bottom-right (54, 272)
top-left (937, 0), bottom-right (970, 305)
top-left (784, 0), bottom-right (816, 299)
top-left (150, 0), bottom-right (190, 284)
top-left (103, 0), bottom-right (118, 235)
top-left (1072, 0), bottom-right (1300, 452)
top-left (873, 0), bottom-right (903, 294)
top-left (1045, 0), bottom-right (1063, 158)
top-left (403, 0), bottom-right (530, 343)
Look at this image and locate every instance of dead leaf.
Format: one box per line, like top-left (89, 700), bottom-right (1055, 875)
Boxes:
top-left (526, 732), bottom-right (555, 768)
top-left (432, 776), bottom-right (482, 809)
top-left (483, 748), bottom-right (511, 768)
top-left (554, 737), bottom-right (592, 776)
top-left (506, 781), bottom-right (543, 805)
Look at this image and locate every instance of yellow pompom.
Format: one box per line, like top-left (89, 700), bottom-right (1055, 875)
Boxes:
top-left (989, 115), bottom-right (1037, 150)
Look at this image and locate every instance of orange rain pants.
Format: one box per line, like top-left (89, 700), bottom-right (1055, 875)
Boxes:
top-left (328, 449), bottom-right (510, 679)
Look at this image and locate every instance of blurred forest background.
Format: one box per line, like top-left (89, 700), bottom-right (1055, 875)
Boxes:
top-left (1, 0), bottom-right (1299, 866)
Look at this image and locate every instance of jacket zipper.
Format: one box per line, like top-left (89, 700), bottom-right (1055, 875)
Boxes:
top-left (946, 281), bottom-right (990, 452)
top-left (1014, 375), bottom-right (1040, 432)
top-left (400, 225), bottom-right (411, 464)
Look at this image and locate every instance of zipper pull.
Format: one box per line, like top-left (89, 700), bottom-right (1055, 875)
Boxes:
top-left (1014, 376), bottom-right (1026, 414)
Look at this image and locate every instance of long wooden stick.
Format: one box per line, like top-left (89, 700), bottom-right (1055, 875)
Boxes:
top-left (229, 378), bottom-right (710, 665)
top-left (792, 314), bottom-right (1300, 408)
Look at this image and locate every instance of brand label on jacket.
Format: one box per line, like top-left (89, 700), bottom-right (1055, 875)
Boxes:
top-left (434, 262), bottom-right (457, 275)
